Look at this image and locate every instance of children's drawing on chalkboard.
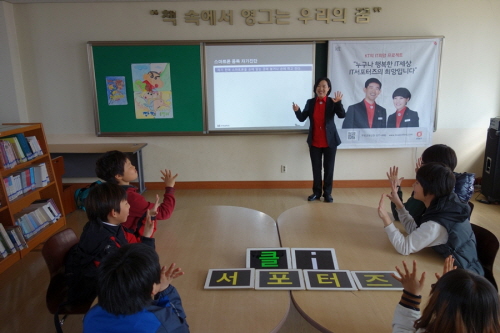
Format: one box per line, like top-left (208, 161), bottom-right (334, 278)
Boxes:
top-left (131, 63), bottom-right (173, 119)
top-left (106, 76), bottom-right (127, 106)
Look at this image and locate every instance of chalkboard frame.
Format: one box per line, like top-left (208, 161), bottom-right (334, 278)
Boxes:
top-left (88, 41), bottom-right (205, 137)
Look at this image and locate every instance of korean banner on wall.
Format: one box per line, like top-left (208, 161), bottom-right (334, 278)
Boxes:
top-left (328, 38), bottom-right (442, 149)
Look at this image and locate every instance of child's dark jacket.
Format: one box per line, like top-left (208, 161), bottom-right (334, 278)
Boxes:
top-left (65, 220), bottom-right (155, 304)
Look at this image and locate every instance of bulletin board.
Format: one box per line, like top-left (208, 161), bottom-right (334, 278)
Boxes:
top-left (88, 41), bottom-right (204, 136)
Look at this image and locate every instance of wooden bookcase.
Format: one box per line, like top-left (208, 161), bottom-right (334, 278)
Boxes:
top-left (0, 123), bottom-right (66, 274)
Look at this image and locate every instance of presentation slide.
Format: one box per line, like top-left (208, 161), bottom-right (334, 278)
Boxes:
top-left (205, 43), bottom-right (315, 132)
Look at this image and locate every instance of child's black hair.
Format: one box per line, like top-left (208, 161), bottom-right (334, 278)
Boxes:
top-left (85, 182), bottom-right (127, 222)
top-left (97, 243), bottom-right (161, 315)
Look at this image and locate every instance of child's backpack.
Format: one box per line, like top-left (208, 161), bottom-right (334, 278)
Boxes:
top-left (74, 181), bottom-right (102, 211)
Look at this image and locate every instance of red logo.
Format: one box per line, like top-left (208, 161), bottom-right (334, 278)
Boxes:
top-left (416, 131), bottom-right (423, 137)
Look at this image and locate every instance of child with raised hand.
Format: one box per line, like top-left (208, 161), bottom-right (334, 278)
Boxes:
top-left (95, 150), bottom-right (178, 236)
top-left (83, 243), bottom-right (189, 333)
top-left (65, 182), bottom-right (156, 305)
top-left (378, 162), bottom-right (483, 275)
top-left (387, 144), bottom-right (475, 226)
top-left (391, 256), bottom-right (500, 333)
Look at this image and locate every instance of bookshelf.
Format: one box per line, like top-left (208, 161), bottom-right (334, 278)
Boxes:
top-left (0, 123), bottom-right (66, 274)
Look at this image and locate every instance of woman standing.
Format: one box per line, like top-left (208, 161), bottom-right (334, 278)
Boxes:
top-left (293, 77), bottom-right (345, 202)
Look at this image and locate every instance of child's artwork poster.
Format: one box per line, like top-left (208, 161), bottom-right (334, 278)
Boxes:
top-left (106, 76), bottom-right (127, 106)
top-left (131, 63), bottom-right (173, 119)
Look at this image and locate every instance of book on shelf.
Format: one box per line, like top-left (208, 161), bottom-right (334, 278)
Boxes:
top-left (21, 206), bottom-right (50, 228)
top-left (16, 168), bottom-right (33, 195)
top-left (0, 237), bottom-right (7, 258)
top-left (1, 137), bottom-right (27, 163)
top-left (32, 198), bottom-right (61, 219)
top-left (0, 140), bottom-right (17, 169)
top-left (33, 163), bottom-right (49, 188)
top-left (4, 174), bottom-right (22, 202)
top-left (12, 199), bottom-right (62, 239)
top-left (2, 164), bottom-right (49, 202)
top-left (15, 215), bottom-right (36, 239)
top-left (7, 133), bottom-right (35, 161)
top-left (6, 226), bottom-right (27, 250)
top-left (6, 228), bottom-right (26, 251)
top-left (0, 224), bottom-right (17, 254)
top-left (30, 202), bottom-right (57, 223)
top-left (25, 136), bottom-right (43, 157)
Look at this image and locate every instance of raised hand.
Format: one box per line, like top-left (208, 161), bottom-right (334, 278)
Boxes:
top-left (159, 263), bottom-right (185, 291)
top-left (378, 194), bottom-right (392, 227)
top-left (161, 169), bottom-right (178, 188)
top-left (331, 91), bottom-right (343, 103)
top-left (392, 260), bottom-right (426, 296)
top-left (143, 209), bottom-right (155, 238)
top-left (435, 255), bottom-right (457, 280)
top-left (415, 157), bottom-right (422, 173)
top-left (387, 165), bottom-right (404, 187)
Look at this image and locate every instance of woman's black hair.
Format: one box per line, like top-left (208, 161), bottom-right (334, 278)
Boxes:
top-left (313, 77), bottom-right (332, 97)
top-left (392, 87), bottom-right (411, 100)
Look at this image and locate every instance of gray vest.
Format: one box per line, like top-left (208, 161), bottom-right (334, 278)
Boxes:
top-left (432, 218), bottom-right (484, 276)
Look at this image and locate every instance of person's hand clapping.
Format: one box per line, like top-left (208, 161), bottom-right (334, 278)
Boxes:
top-left (378, 194), bottom-right (392, 227)
top-left (384, 166), bottom-right (404, 209)
top-left (143, 209), bottom-right (154, 238)
top-left (159, 263), bottom-right (184, 291)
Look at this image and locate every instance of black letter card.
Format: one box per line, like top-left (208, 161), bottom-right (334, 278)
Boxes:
top-left (246, 248), bottom-right (291, 269)
top-left (303, 270), bottom-right (357, 290)
top-left (351, 271), bottom-right (403, 290)
top-left (291, 248), bottom-right (339, 270)
top-left (204, 269), bottom-right (255, 289)
top-left (255, 269), bottom-right (305, 290)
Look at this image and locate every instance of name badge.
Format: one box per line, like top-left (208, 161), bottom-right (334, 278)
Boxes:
top-left (377, 117), bottom-right (383, 120)
top-left (404, 119), bottom-right (410, 122)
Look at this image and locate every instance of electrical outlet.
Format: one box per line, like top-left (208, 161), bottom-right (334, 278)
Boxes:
top-left (281, 165), bottom-right (286, 173)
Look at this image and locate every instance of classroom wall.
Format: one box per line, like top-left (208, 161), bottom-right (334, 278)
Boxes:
top-left (2, 0), bottom-right (500, 183)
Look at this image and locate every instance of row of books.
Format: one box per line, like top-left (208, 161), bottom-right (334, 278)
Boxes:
top-left (0, 133), bottom-right (43, 169)
top-left (14, 198), bottom-right (62, 241)
top-left (0, 199), bottom-right (63, 253)
top-left (0, 224), bottom-right (27, 258)
top-left (0, 199), bottom-right (62, 258)
top-left (3, 163), bottom-right (49, 201)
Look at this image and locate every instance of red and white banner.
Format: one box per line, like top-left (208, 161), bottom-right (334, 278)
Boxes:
top-left (328, 38), bottom-right (442, 149)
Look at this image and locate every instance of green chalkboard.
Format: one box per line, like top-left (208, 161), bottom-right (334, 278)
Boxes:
top-left (89, 42), bottom-right (203, 136)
